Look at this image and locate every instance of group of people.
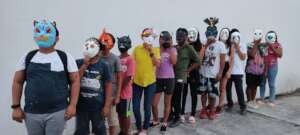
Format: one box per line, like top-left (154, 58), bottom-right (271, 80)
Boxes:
top-left (11, 17), bottom-right (283, 135)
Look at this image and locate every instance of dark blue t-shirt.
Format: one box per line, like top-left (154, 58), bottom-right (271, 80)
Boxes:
top-left (76, 59), bottom-right (112, 112)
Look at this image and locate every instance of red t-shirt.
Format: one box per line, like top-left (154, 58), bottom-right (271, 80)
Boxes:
top-left (120, 55), bottom-right (135, 99)
top-left (264, 42), bottom-right (282, 68)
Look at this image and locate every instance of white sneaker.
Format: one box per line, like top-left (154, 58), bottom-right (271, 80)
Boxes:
top-left (257, 100), bottom-right (265, 105)
top-left (138, 130), bottom-right (147, 135)
top-left (248, 101), bottom-right (258, 109)
top-left (180, 115), bottom-right (185, 123)
top-left (267, 102), bottom-right (276, 108)
top-left (188, 116), bottom-right (196, 124)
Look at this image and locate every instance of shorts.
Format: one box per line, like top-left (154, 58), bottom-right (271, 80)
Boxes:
top-left (246, 73), bottom-right (263, 87)
top-left (116, 99), bottom-right (133, 118)
top-left (198, 75), bottom-right (219, 98)
top-left (107, 105), bottom-right (119, 127)
top-left (222, 62), bottom-right (230, 77)
top-left (156, 78), bottom-right (175, 95)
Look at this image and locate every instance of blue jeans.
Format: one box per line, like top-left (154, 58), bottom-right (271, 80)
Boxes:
top-left (260, 64), bottom-right (278, 102)
top-left (132, 83), bottom-right (156, 130)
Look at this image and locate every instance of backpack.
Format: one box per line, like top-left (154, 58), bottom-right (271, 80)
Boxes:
top-left (25, 49), bottom-right (70, 84)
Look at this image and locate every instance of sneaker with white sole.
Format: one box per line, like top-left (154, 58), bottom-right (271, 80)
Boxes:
top-left (180, 115), bottom-right (185, 123)
top-left (188, 116), bottom-right (196, 124)
top-left (248, 101), bottom-right (259, 109)
top-left (138, 130), bottom-right (147, 135)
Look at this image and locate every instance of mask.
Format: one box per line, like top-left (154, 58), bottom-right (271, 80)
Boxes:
top-left (118, 36), bottom-right (132, 53)
top-left (231, 32), bottom-right (241, 44)
top-left (143, 36), bottom-right (154, 45)
top-left (205, 27), bottom-right (218, 39)
top-left (83, 38), bottom-right (100, 58)
top-left (188, 27), bottom-right (198, 42)
top-left (33, 20), bottom-right (57, 48)
top-left (220, 28), bottom-right (229, 41)
top-left (253, 29), bottom-right (263, 41)
top-left (176, 30), bottom-right (187, 45)
top-left (99, 29), bottom-right (114, 50)
top-left (266, 32), bottom-right (276, 44)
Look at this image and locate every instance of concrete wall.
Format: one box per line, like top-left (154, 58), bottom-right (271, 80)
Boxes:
top-left (1, 0), bottom-right (299, 134)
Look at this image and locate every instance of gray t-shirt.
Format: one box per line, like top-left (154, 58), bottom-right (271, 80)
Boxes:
top-left (101, 52), bottom-right (121, 97)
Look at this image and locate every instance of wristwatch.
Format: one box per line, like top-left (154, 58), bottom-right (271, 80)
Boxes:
top-left (11, 104), bottom-right (21, 109)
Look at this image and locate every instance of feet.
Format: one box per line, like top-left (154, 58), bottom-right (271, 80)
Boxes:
top-left (240, 109), bottom-right (247, 115)
top-left (160, 123), bottom-right (167, 133)
top-left (216, 106), bottom-right (224, 115)
top-left (247, 101), bottom-right (259, 109)
top-left (188, 116), bottom-right (196, 124)
top-left (226, 104), bottom-right (234, 112)
top-left (199, 108), bottom-right (208, 119)
top-left (180, 115), bottom-right (185, 123)
top-left (208, 111), bottom-right (217, 120)
top-left (149, 121), bottom-right (159, 128)
top-left (267, 102), bottom-right (276, 108)
top-left (138, 130), bottom-right (147, 135)
top-left (169, 118), bottom-right (181, 128)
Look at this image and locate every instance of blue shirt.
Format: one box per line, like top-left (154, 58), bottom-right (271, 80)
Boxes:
top-left (76, 59), bottom-right (112, 112)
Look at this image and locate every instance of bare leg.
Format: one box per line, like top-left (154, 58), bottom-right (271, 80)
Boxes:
top-left (152, 93), bottom-right (162, 122)
top-left (163, 94), bottom-right (173, 123)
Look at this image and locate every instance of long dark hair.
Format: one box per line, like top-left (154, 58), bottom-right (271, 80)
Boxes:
top-left (190, 31), bottom-right (202, 52)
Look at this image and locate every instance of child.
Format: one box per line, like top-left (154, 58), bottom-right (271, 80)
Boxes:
top-left (74, 37), bottom-right (112, 135)
top-left (116, 36), bottom-right (135, 135)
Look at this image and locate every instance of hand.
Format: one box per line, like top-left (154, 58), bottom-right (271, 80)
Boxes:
top-left (225, 71), bottom-right (231, 79)
top-left (12, 108), bottom-right (25, 123)
top-left (113, 96), bottom-right (120, 105)
top-left (64, 105), bottom-right (76, 120)
top-left (144, 44), bottom-right (153, 53)
top-left (101, 106), bottom-right (110, 117)
top-left (216, 72), bottom-right (222, 81)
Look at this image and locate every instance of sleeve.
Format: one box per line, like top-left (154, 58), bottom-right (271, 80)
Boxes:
top-left (115, 56), bottom-right (122, 72)
top-left (66, 52), bottom-right (79, 73)
top-left (103, 62), bottom-right (112, 82)
top-left (189, 46), bottom-right (200, 64)
top-left (126, 57), bottom-right (136, 77)
top-left (15, 54), bottom-right (27, 71)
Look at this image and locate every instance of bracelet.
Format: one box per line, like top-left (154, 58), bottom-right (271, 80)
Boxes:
top-left (11, 104), bottom-right (21, 109)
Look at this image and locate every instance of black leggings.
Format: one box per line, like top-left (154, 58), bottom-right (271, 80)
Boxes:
top-left (226, 75), bottom-right (246, 110)
top-left (181, 82), bottom-right (199, 116)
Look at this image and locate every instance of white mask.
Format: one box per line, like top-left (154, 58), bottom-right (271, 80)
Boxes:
top-left (266, 32), bottom-right (276, 44)
top-left (143, 36), bottom-right (154, 45)
top-left (220, 28), bottom-right (230, 41)
top-left (83, 39), bottom-right (100, 58)
top-left (253, 29), bottom-right (263, 41)
top-left (187, 27), bottom-right (198, 42)
top-left (231, 32), bottom-right (241, 44)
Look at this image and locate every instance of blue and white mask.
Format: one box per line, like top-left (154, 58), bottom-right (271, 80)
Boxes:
top-left (33, 20), bottom-right (57, 48)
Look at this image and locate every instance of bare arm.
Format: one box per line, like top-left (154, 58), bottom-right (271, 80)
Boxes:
top-left (12, 71), bottom-right (25, 106)
top-left (218, 54), bottom-right (226, 78)
top-left (227, 47), bottom-right (235, 74)
top-left (169, 49), bottom-right (177, 65)
top-left (68, 72), bottom-right (80, 107)
top-left (104, 81), bottom-right (112, 109)
top-left (270, 45), bottom-right (283, 58)
top-left (114, 72), bottom-right (122, 104)
top-left (235, 45), bottom-right (247, 60)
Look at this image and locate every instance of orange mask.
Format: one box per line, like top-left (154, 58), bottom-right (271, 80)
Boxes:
top-left (99, 29), bottom-right (114, 49)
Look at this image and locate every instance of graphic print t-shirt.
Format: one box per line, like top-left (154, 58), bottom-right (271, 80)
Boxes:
top-left (201, 41), bottom-right (227, 78)
top-left (76, 59), bottom-right (112, 112)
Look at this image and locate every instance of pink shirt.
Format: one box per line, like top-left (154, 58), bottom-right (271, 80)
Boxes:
top-left (120, 55), bottom-right (135, 99)
top-left (264, 43), bottom-right (282, 68)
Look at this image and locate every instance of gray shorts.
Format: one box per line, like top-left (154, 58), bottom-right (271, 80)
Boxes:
top-left (25, 109), bottom-right (66, 135)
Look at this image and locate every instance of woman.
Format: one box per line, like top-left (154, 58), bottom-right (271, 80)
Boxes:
top-left (216, 28), bottom-right (234, 114)
top-left (181, 27), bottom-right (202, 124)
top-left (259, 31), bottom-right (283, 107)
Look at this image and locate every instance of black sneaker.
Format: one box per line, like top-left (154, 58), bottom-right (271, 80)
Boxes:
top-left (160, 125), bottom-right (167, 133)
top-left (240, 109), bottom-right (247, 115)
top-left (226, 104), bottom-right (234, 112)
top-left (168, 119), bottom-right (180, 128)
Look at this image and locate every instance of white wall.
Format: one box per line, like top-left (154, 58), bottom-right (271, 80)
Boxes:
top-left (1, 0), bottom-right (299, 134)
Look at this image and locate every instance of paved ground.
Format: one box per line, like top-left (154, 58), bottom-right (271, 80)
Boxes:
top-left (147, 91), bottom-right (300, 135)
top-left (65, 90), bottom-right (300, 135)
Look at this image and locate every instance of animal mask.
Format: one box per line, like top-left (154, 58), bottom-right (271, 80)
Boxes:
top-left (83, 37), bottom-right (100, 58)
top-left (231, 31), bottom-right (241, 44)
top-left (118, 36), bottom-right (132, 52)
top-left (219, 28), bottom-right (230, 42)
top-left (266, 32), bottom-right (276, 44)
top-left (33, 20), bottom-right (57, 48)
top-left (204, 17), bottom-right (219, 39)
top-left (187, 27), bottom-right (199, 42)
top-left (99, 29), bottom-right (114, 50)
top-left (253, 29), bottom-right (263, 41)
